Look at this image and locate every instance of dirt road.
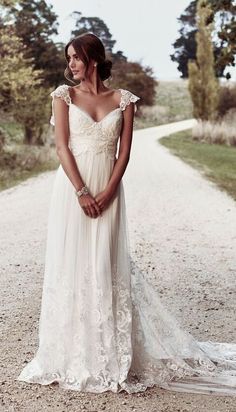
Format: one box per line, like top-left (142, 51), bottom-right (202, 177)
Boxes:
top-left (1, 119), bottom-right (236, 411)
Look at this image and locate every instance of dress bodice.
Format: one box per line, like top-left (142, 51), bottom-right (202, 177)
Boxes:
top-left (50, 84), bottom-right (140, 159)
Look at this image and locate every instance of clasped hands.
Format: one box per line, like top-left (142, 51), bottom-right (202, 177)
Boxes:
top-left (78, 188), bottom-right (115, 218)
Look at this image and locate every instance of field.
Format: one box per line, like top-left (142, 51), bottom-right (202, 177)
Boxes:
top-left (135, 79), bottom-right (193, 129)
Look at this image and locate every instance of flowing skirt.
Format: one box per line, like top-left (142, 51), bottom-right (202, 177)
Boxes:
top-left (16, 152), bottom-right (236, 395)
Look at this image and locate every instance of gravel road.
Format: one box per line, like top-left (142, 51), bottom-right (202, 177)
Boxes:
top-left (1, 119), bottom-right (236, 412)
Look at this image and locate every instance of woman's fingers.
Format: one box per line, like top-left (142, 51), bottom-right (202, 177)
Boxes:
top-left (92, 201), bottom-right (101, 216)
top-left (79, 195), bottom-right (103, 218)
top-left (89, 204), bottom-right (98, 218)
top-left (87, 202), bottom-right (101, 218)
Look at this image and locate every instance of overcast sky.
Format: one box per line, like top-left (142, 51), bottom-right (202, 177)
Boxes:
top-left (47, 0), bottom-right (236, 81)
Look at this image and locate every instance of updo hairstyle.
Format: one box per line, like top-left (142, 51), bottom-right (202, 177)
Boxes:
top-left (64, 32), bottom-right (112, 83)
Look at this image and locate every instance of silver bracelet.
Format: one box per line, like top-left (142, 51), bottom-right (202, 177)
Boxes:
top-left (75, 185), bottom-right (89, 198)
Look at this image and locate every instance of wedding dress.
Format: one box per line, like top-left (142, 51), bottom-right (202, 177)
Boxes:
top-left (16, 84), bottom-right (236, 396)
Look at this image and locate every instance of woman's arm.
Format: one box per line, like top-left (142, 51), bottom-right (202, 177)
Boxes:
top-left (53, 97), bottom-right (101, 218)
top-left (95, 102), bottom-right (135, 210)
top-left (53, 97), bottom-right (84, 191)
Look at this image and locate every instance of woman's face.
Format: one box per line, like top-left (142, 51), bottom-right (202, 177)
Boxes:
top-left (67, 44), bottom-right (94, 81)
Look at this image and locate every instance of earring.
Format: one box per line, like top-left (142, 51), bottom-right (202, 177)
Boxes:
top-left (94, 63), bottom-right (97, 67)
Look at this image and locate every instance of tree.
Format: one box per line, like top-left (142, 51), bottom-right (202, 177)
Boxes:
top-left (0, 25), bottom-right (42, 110)
top-left (0, 0), bottom-right (16, 6)
top-left (70, 12), bottom-right (130, 66)
top-left (188, 0), bottom-right (219, 120)
top-left (111, 60), bottom-right (157, 107)
top-left (14, 86), bottom-right (52, 145)
top-left (71, 12), bottom-right (116, 53)
top-left (9, 0), bottom-right (65, 87)
top-left (171, 0), bottom-right (236, 78)
top-left (0, 24), bottom-right (51, 145)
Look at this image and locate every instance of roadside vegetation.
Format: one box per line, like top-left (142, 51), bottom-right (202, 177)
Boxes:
top-left (160, 129), bottom-right (236, 201)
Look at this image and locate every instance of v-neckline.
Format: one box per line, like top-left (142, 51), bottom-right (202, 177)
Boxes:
top-left (69, 87), bottom-right (122, 124)
top-left (70, 103), bottom-right (121, 124)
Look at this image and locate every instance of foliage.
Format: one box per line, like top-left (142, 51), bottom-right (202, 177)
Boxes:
top-left (188, 0), bottom-right (219, 121)
top-left (0, 26), bottom-right (42, 107)
top-left (0, 127), bottom-right (5, 151)
top-left (8, 0), bottom-right (65, 87)
top-left (0, 24), bottom-right (51, 145)
top-left (218, 83), bottom-right (236, 117)
top-left (0, 0), bottom-right (16, 6)
top-left (13, 86), bottom-right (52, 145)
top-left (71, 12), bottom-right (116, 54)
top-left (111, 60), bottom-right (157, 107)
top-left (171, 0), bottom-right (236, 78)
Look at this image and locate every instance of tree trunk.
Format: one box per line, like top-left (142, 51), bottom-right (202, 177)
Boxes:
top-left (24, 125), bottom-right (33, 145)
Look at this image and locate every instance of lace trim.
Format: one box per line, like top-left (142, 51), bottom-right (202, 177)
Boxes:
top-left (50, 84), bottom-right (71, 105)
top-left (50, 85), bottom-right (71, 126)
top-left (68, 138), bottom-right (118, 159)
top-left (16, 248), bottom-right (236, 394)
top-left (50, 85), bottom-right (140, 125)
top-left (119, 89), bottom-right (140, 113)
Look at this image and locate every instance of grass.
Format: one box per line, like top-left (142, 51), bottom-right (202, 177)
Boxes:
top-left (0, 157), bottom-right (59, 191)
top-left (0, 119), bottom-right (24, 143)
top-left (159, 129), bottom-right (236, 201)
top-left (0, 111), bottom-right (60, 191)
top-left (135, 79), bottom-right (193, 129)
top-left (0, 143), bottom-right (59, 191)
top-left (155, 79), bottom-right (193, 119)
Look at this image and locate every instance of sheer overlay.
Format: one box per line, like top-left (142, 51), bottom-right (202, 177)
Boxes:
top-left (16, 84), bottom-right (236, 395)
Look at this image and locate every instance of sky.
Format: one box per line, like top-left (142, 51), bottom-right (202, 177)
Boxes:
top-left (47, 0), bottom-right (236, 81)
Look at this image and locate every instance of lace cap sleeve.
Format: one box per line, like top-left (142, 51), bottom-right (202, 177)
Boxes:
top-left (119, 89), bottom-right (140, 113)
top-left (50, 84), bottom-right (71, 126)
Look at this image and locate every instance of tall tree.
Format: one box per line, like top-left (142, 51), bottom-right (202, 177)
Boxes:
top-left (70, 12), bottom-right (127, 64)
top-left (171, 0), bottom-right (236, 78)
top-left (9, 0), bottom-right (65, 87)
top-left (188, 0), bottom-right (219, 120)
top-left (71, 12), bottom-right (116, 53)
top-left (0, 24), bottom-right (50, 144)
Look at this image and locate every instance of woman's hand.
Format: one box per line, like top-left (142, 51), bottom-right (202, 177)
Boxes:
top-left (94, 188), bottom-right (116, 212)
top-left (78, 193), bottom-right (101, 218)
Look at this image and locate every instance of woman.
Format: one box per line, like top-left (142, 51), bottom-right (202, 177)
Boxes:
top-left (16, 32), bottom-right (236, 395)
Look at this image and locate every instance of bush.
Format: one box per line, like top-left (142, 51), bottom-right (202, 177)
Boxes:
top-left (218, 83), bottom-right (236, 118)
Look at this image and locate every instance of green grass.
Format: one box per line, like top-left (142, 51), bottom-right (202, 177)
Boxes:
top-left (0, 112), bottom-right (60, 191)
top-left (159, 129), bottom-right (236, 201)
top-left (1, 120), bottom-right (24, 143)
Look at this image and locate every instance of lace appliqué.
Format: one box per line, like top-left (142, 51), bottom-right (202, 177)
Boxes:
top-left (119, 89), bottom-right (140, 113)
top-left (50, 84), bottom-right (71, 126)
top-left (16, 262), bottom-right (134, 393)
top-left (50, 85), bottom-right (140, 126)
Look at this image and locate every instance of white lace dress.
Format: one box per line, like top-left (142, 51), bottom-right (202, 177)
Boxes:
top-left (16, 84), bottom-right (236, 395)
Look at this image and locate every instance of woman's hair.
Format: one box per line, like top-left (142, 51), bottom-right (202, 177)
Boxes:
top-left (64, 32), bottom-right (112, 83)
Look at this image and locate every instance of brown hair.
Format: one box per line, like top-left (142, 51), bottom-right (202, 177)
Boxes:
top-left (64, 32), bottom-right (112, 83)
